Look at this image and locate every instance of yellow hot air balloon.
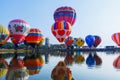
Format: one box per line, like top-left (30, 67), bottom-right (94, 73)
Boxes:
top-left (0, 25), bottom-right (10, 46)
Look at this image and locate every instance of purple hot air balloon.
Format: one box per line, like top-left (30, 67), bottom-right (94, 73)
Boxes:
top-left (93, 35), bottom-right (101, 48)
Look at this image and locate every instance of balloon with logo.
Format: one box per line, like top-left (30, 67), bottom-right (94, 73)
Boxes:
top-left (93, 35), bottom-right (101, 48)
top-left (112, 33), bottom-right (120, 46)
top-left (51, 21), bottom-right (71, 43)
top-left (54, 6), bottom-right (76, 26)
top-left (85, 35), bottom-right (95, 48)
top-left (0, 25), bottom-right (10, 47)
top-left (76, 37), bottom-right (84, 47)
top-left (8, 19), bottom-right (30, 47)
top-left (25, 28), bottom-right (44, 48)
top-left (64, 36), bottom-right (74, 46)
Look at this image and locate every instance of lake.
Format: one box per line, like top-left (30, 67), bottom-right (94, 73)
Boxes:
top-left (0, 51), bottom-right (120, 80)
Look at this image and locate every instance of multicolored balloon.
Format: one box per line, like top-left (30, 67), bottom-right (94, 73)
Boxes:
top-left (0, 25), bottom-right (10, 46)
top-left (64, 36), bottom-right (74, 46)
top-left (8, 19), bottom-right (30, 45)
top-left (112, 33), bottom-right (120, 46)
top-left (85, 35), bottom-right (95, 48)
top-left (51, 21), bottom-right (71, 43)
top-left (54, 6), bottom-right (76, 26)
top-left (93, 35), bottom-right (101, 47)
top-left (25, 28), bottom-right (44, 48)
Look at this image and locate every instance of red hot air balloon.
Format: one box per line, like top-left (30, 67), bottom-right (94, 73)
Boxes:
top-left (51, 21), bottom-right (71, 43)
top-left (93, 35), bottom-right (101, 48)
top-left (54, 6), bottom-right (76, 26)
top-left (112, 33), bottom-right (120, 46)
top-left (64, 36), bottom-right (74, 46)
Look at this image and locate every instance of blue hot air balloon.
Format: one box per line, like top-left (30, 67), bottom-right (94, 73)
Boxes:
top-left (86, 53), bottom-right (95, 67)
top-left (85, 35), bottom-right (95, 48)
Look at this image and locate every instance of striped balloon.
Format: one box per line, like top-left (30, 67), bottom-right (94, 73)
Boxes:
top-left (25, 28), bottom-right (44, 47)
top-left (112, 33), bottom-right (120, 46)
top-left (51, 21), bottom-right (71, 42)
top-left (54, 6), bottom-right (76, 26)
top-left (113, 55), bottom-right (120, 69)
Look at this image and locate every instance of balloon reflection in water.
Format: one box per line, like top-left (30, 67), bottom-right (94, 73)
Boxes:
top-left (86, 52), bottom-right (102, 68)
top-left (64, 54), bottom-right (74, 66)
top-left (74, 52), bottom-right (85, 64)
top-left (24, 54), bottom-right (44, 75)
top-left (113, 55), bottom-right (120, 69)
top-left (0, 56), bottom-right (8, 78)
top-left (6, 54), bottom-right (29, 80)
top-left (51, 61), bottom-right (74, 80)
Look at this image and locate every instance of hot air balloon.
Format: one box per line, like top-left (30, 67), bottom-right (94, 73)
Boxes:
top-left (51, 21), bottom-right (71, 43)
top-left (64, 36), bottom-right (74, 46)
top-left (8, 19), bottom-right (30, 47)
top-left (113, 55), bottom-right (120, 69)
top-left (54, 6), bottom-right (76, 26)
top-left (85, 35), bottom-right (95, 48)
top-left (25, 28), bottom-right (44, 48)
top-left (76, 37), bottom-right (84, 47)
top-left (24, 54), bottom-right (44, 75)
top-left (51, 61), bottom-right (74, 80)
top-left (93, 35), bottom-right (101, 48)
top-left (6, 55), bottom-right (29, 80)
top-left (112, 33), bottom-right (120, 46)
top-left (0, 25), bottom-right (10, 47)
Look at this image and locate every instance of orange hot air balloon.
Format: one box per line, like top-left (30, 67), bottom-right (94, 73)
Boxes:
top-left (51, 21), bottom-right (71, 43)
top-left (112, 33), bottom-right (120, 46)
top-left (25, 28), bottom-right (44, 48)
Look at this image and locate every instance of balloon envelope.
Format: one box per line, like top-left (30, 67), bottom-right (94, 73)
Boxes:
top-left (112, 33), bottom-right (120, 46)
top-left (85, 35), bottom-right (95, 48)
top-left (64, 36), bottom-right (74, 46)
top-left (0, 25), bottom-right (10, 45)
top-left (54, 6), bottom-right (76, 26)
top-left (51, 21), bottom-right (71, 43)
top-left (8, 19), bottom-right (30, 45)
top-left (76, 37), bottom-right (84, 47)
top-left (25, 28), bottom-right (44, 48)
top-left (93, 35), bottom-right (101, 47)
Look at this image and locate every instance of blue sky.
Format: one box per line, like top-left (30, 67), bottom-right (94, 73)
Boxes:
top-left (1, 0), bottom-right (120, 47)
